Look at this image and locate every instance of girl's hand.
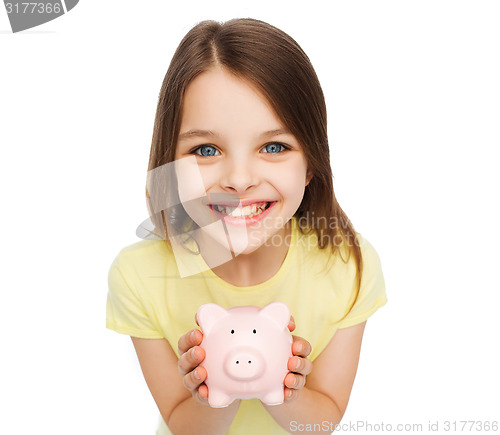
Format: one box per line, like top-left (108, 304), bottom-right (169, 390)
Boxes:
top-left (285, 316), bottom-right (313, 403)
top-left (177, 326), bottom-right (209, 405)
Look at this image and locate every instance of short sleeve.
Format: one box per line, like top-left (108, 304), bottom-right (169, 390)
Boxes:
top-left (336, 236), bottom-right (387, 329)
top-left (106, 251), bottom-right (163, 339)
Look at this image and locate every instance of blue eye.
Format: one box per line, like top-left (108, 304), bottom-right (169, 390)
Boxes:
top-left (261, 142), bottom-right (288, 154)
top-left (193, 145), bottom-right (220, 157)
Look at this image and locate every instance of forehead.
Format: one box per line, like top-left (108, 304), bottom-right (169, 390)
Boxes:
top-left (180, 67), bottom-right (284, 132)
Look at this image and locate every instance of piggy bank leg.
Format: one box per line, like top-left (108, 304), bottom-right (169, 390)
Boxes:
top-left (261, 387), bottom-right (285, 406)
top-left (208, 389), bottom-right (233, 408)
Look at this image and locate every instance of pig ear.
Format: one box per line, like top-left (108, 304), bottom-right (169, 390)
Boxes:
top-left (259, 302), bottom-right (290, 329)
top-left (196, 303), bottom-right (229, 334)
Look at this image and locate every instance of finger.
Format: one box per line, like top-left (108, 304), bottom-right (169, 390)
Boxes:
top-left (178, 329), bottom-right (202, 355)
top-left (284, 372), bottom-right (306, 390)
top-left (178, 345), bottom-right (205, 376)
top-left (194, 313), bottom-right (201, 327)
top-left (287, 315), bottom-right (296, 332)
top-left (182, 365), bottom-right (207, 392)
top-left (191, 382), bottom-right (210, 406)
top-left (287, 356), bottom-right (313, 376)
top-left (291, 335), bottom-right (311, 357)
top-left (198, 383), bottom-right (208, 399)
top-left (284, 387), bottom-right (298, 403)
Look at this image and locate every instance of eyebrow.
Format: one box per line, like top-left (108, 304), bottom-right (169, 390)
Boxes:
top-left (177, 128), bottom-right (292, 142)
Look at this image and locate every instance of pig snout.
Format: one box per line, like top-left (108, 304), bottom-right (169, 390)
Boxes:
top-left (223, 347), bottom-right (266, 381)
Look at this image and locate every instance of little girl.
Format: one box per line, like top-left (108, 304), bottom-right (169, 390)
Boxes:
top-left (106, 18), bottom-right (387, 435)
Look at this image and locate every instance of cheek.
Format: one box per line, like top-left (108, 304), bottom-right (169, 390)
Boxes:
top-left (271, 159), bottom-right (308, 201)
top-left (175, 156), bottom-right (207, 204)
top-left (194, 165), bottom-right (222, 191)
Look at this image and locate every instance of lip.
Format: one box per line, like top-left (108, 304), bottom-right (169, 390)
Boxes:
top-left (209, 201), bottom-right (277, 226)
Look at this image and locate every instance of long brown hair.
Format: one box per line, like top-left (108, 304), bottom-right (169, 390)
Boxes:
top-left (146, 18), bottom-right (363, 313)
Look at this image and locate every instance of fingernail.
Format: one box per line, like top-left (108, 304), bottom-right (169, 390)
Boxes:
top-left (295, 359), bottom-right (301, 370)
top-left (297, 343), bottom-right (303, 353)
top-left (190, 330), bottom-right (196, 341)
top-left (193, 369), bottom-right (201, 380)
top-left (288, 389), bottom-right (293, 398)
top-left (191, 347), bottom-right (198, 361)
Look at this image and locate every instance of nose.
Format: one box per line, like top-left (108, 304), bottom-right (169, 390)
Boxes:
top-left (220, 156), bottom-right (259, 194)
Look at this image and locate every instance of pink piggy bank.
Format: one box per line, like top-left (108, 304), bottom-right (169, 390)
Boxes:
top-left (196, 302), bottom-right (293, 408)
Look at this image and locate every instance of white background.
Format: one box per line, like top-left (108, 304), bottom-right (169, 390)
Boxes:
top-left (1, 1), bottom-right (499, 434)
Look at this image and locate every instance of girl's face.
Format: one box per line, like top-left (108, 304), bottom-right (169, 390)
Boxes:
top-left (174, 67), bottom-right (312, 256)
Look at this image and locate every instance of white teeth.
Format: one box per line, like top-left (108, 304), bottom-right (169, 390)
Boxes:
top-left (214, 202), bottom-right (269, 218)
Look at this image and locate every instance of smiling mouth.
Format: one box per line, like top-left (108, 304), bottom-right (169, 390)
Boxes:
top-left (210, 201), bottom-right (274, 219)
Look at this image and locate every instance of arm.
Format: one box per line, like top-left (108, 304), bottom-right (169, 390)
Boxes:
top-left (130, 336), bottom-right (240, 435)
top-left (263, 321), bottom-right (367, 433)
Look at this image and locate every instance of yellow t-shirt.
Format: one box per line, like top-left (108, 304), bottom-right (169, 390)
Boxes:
top-left (106, 216), bottom-right (387, 434)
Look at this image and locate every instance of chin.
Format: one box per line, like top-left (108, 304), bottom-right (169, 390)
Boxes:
top-left (199, 224), bottom-right (280, 257)
top-left (226, 239), bottom-right (261, 256)
top-left (238, 243), bottom-right (264, 256)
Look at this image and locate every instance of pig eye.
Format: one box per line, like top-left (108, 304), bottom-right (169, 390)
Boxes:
top-left (231, 329), bottom-right (235, 334)
top-left (253, 329), bottom-right (257, 334)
